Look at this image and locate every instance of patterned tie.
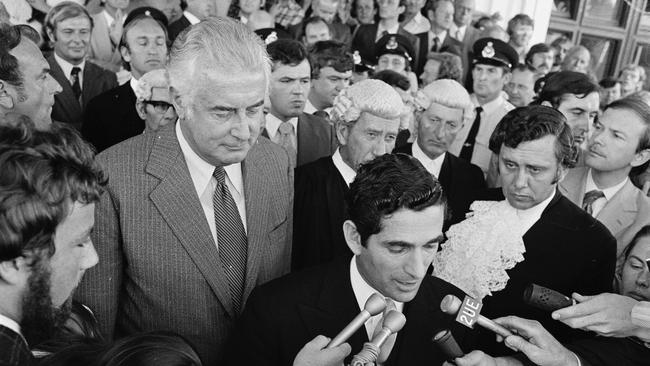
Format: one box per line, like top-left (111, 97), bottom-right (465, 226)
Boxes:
top-left (212, 167), bottom-right (248, 313)
top-left (71, 67), bottom-right (82, 104)
top-left (459, 106), bottom-right (483, 162)
top-left (455, 29), bottom-right (462, 41)
top-left (432, 36), bottom-right (440, 52)
top-left (277, 121), bottom-right (297, 167)
top-left (372, 298), bottom-right (397, 365)
top-left (582, 189), bottom-right (605, 216)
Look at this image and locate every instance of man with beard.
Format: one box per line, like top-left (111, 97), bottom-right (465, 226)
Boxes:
top-left (0, 122), bottom-right (103, 365)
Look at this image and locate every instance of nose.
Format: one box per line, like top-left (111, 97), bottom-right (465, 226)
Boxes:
top-left (82, 242), bottom-right (99, 270)
top-left (48, 74), bottom-right (63, 94)
top-left (636, 270), bottom-right (650, 288)
top-left (513, 169), bottom-right (528, 189)
top-left (433, 121), bottom-right (445, 140)
top-left (231, 112), bottom-right (252, 141)
top-left (372, 139), bottom-right (388, 156)
top-left (404, 249), bottom-right (428, 279)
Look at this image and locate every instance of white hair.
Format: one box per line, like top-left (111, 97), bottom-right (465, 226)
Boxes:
top-left (166, 17), bottom-right (271, 111)
top-left (416, 79), bottom-right (474, 126)
top-left (134, 69), bottom-right (171, 102)
top-left (331, 79), bottom-right (405, 126)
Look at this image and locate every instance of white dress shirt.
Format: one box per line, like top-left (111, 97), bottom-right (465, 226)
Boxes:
top-left (429, 30), bottom-right (448, 51)
top-left (412, 142), bottom-right (445, 178)
top-left (332, 148), bottom-right (356, 187)
top-left (449, 23), bottom-right (466, 41)
top-left (265, 113), bottom-right (299, 149)
top-left (303, 100), bottom-right (317, 114)
top-left (0, 313), bottom-right (26, 347)
top-left (184, 11), bottom-right (201, 25)
top-left (402, 12), bottom-right (430, 35)
top-left (584, 169), bottom-right (628, 218)
top-left (102, 9), bottom-right (125, 27)
top-left (376, 21), bottom-right (400, 41)
top-left (350, 257), bottom-right (404, 339)
top-left (508, 190), bottom-right (555, 235)
top-left (176, 122), bottom-right (247, 248)
top-left (54, 52), bottom-right (85, 86)
top-left (450, 94), bottom-right (514, 175)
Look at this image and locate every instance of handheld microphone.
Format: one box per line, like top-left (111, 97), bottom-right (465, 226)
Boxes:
top-left (327, 293), bottom-right (386, 348)
top-left (350, 310), bottom-right (406, 366)
top-left (523, 284), bottom-right (574, 312)
top-left (440, 294), bottom-right (513, 338)
top-left (433, 329), bottom-right (464, 361)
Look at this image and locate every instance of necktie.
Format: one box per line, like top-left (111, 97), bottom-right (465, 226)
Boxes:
top-left (582, 189), bottom-right (605, 216)
top-left (459, 106), bottom-right (483, 162)
top-left (71, 67), bottom-right (82, 104)
top-left (313, 110), bottom-right (329, 120)
top-left (455, 29), bottom-right (462, 40)
top-left (212, 167), bottom-right (248, 313)
top-left (277, 121), bottom-right (297, 167)
top-left (432, 36), bottom-right (440, 52)
top-left (372, 298), bottom-right (397, 365)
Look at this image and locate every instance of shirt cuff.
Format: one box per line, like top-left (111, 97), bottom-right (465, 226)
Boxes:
top-left (630, 301), bottom-right (650, 342)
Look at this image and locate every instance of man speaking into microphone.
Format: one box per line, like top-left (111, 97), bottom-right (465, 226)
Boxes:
top-left (224, 153), bottom-right (474, 366)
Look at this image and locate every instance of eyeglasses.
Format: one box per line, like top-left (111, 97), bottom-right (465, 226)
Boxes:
top-left (144, 101), bottom-right (174, 114)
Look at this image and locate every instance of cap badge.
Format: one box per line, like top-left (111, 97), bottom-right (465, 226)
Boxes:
top-left (482, 42), bottom-right (495, 58)
top-left (265, 31), bottom-right (278, 45)
top-left (386, 36), bottom-right (398, 50)
top-left (353, 50), bottom-right (361, 65)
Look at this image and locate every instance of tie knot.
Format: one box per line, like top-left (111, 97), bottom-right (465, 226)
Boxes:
top-left (583, 189), bottom-right (604, 203)
top-left (475, 106), bottom-right (483, 114)
top-left (212, 166), bottom-right (226, 184)
top-left (71, 67), bottom-right (81, 76)
top-left (278, 121), bottom-right (294, 135)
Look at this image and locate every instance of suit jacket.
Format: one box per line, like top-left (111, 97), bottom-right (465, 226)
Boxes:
top-left (453, 26), bottom-right (480, 83)
top-left (393, 145), bottom-right (486, 230)
top-left (559, 167), bottom-right (650, 259)
top-left (351, 24), bottom-right (420, 73)
top-left (89, 12), bottom-right (123, 73)
top-left (224, 257), bottom-right (475, 366)
top-left (478, 190), bottom-right (616, 355)
top-left (415, 31), bottom-right (463, 76)
top-left (567, 337), bottom-right (650, 366)
top-left (82, 82), bottom-right (144, 153)
top-left (46, 54), bottom-right (117, 131)
top-left (262, 113), bottom-right (337, 167)
top-left (168, 15), bottom-right (191, 43)
top-left (292, 156), bottom-right (349, 270)
top-left (75, 123), bottom-right (293, 366)
top-left (0, 325), bottom-right (32, 366)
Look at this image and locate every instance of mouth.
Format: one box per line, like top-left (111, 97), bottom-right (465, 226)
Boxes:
top-left (588, 147), bottom-right (605, 158)
top-left (628, 292), bottom-right (647, 301)
top-left (395, 279), bottom-right (419, 291)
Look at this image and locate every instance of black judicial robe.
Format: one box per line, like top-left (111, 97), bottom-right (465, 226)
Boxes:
top-left (292, 156), bottom-right (349, 271)
top-left (0, 325), bottom-right (33, 366)
top-left (568, 337), bottom-right (650, 366)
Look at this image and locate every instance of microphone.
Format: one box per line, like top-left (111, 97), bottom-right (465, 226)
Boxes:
top-left (327, 293), bottom-right (386, 348)
top-left (432, 329), bottom-right (464, 361)
top-left (440, 294), bottom-right (513, 338)
top-left (523, 284), bottom-right (574, 312)
top-left (350, 310), bottom-right (406, 366)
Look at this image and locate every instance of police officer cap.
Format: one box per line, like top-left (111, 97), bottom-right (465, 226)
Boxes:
top-left (472, 37), bottom-right (518, 69)
top-left (124, 7), bottom-right (168, 28)
top-left (375, 34), bottom-right (415, 64)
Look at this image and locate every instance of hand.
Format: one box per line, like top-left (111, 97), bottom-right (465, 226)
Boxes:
top-left (292, 335), bottom-right (351, 366)
top-left (551, 292), bottom-right (639, 338)
top-left (109, 9), bottom-right (124, 47)
top-left (452, 350), bottom-right (498, 366)
top-left (494, 316), bottom-right (577, 366)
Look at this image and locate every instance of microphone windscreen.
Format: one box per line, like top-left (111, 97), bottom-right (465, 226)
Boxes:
top-left (523, 284), bottom-right (573, 312)
top-left (433, 329), bottom-right (463, 360)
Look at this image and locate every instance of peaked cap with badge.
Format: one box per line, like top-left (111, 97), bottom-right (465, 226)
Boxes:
top-left (472, 37), bottom-right (519, 69)
top-left (375, 34), bottom-right (416, 67)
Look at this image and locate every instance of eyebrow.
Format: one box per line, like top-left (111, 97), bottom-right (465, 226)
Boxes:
top-left (210, 100), bottom-right (264, 111)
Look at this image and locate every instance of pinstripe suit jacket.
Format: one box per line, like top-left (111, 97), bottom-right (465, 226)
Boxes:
top-left (75, 123), bottom-right (293, 366)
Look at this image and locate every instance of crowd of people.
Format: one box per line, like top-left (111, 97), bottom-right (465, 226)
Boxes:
top-left (1, 0), bottom-right (650, 365)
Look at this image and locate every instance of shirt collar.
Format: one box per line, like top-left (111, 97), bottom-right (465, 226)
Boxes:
top-left (175, 121), bottom-right (244, 198)
top-left (103, 9), bottom-right (125, 26)
top-left (0, 313), bottom-right (21, 337)
top-left (184, 11), bottom-right (201, 25)
top-left (431, 29), bottom-right (447, 40)
top-left (303, 99), bottom-right (317, 114)
top-left (332, 148), bottom-right (356, 187)
top-left (507, 189), bottom-right (555, 235)
top-left (471, 93), bottom-right (507, 115)
top-left (411, 12), bottom-right (425, 24)
top-left (129, 77), bottom-right (139, 95)
top-left (412, 142), bottom-right (445, 178)
top-left (265, 113), bottom-right (298, 140)
top-left (377, 22), bottom-right (400, 36)
top-left (53, 52), bottom-right (85, 77)
top-left (585, 169), bottom-right (628, 201)
top-left (350, 256), bottom-right (404, 313)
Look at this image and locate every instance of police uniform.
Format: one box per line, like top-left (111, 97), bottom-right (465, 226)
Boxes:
top-left (375, 34), bottom-right (416, 72)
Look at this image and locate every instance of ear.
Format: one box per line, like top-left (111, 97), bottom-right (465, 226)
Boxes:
top-left (541, 100), bottom-right (552, 108)
top-left (170, 86), bottom-right (186, 119)
top-left (120, 45), bottom-right (131, 64)
top-left (0, 81), bottom-right (15, 110)
top-left (426, 9), bottom-right (434, 22)
top-left (343, 220), bottom-right (363, 255)
top-left (631, 148), bottom-right (650, 168)
top-left (0, 257), bottom-right (29, 286)
top-left (135, 101), bottom-right (147, 120)
top-left (502, 71), bottom-right (512, 84)
top-left (335, 122), bottom-right (350, 146)
top-left (555, 165), bottom-right (568, 184)
top-left (397, 5), bottom-right (405, 15)
top-left (45, 27), bottom-right (56, 46)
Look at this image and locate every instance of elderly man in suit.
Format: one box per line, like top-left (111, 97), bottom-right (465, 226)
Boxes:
top-left (394, 79), bottom-right (485, 230)
top-left (265, 39), bottom-right (337, 168)
top-left (82, 12), bottom-right (168, 152)
top-left (293, 79), bottom-right (403, 270)
top-left (44, 2), bottom-right (117, 131)
top-left (226, 153), bottom-right (473, 366)
top-left (560, 96), bottom-right (650, 264)
top-left (0, 123), bottom-right (103, 366)
top-left (75, 18), bottom-right (293, 366)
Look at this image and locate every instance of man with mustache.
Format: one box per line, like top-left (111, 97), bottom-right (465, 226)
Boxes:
top-left (0, 122), bottom-right (103, 366)
top-left (525, 43), bottom-right (554, 78)
top-left (560, 95), bottom-right (650, 266)
top-left (264, 39), bottom-right (337, 168)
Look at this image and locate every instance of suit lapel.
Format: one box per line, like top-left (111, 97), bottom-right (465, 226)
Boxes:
top-left (558, 167), bottom-right (588, 206)
top-left (438, 153), bottom-right (452, 188)
top-left (47, 55), bottom-right (83, 119)
top-left (81, 64), bottom-right (99, 108)
top-left (596, 180), bottom-right (638, 237)
top-left (146, 124), bottom-right (235, 317)
top-left (325, 158), bottom-right (348, 244)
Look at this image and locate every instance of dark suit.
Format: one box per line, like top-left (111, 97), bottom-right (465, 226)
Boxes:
top-left (568, 337), bottom-right (650, 366)
top-left (46, 55), bottom-right (117, 131)
top-left (168, 15), bottom-right (191, 43)
top-left (0, 325), bottom-right (32, 366)
top-left (351, 24), bottom-right (420, 72)
top-left (415, 32), bottom-right (463, 76)
top-left (262, 113), bottom-right (337, 167)
top-left (393, 145), bottom-right (486, 230)
top-left (224, 257), bottom-right (474, 366)
top-left (82, 82), bottom-right (144, 153)
top-left (292, 156), bottom-right (348, 270)
top-left (75, 123), bottom-right (293, 366)
top-left (478, 191), bottom-right (617, 355)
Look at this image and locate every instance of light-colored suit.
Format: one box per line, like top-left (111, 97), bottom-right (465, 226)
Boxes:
top-left (89, 12), bottom-right (123, 73)
top-left (75, 123), bottom-right (293, 366)
top-left (559, 167), bottom-right (650, 259)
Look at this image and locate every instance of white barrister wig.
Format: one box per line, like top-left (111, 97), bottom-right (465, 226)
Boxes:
top-left (331, 79), bottom-right (405, 125)
top-left (416, 79), bottom-right (475, 126)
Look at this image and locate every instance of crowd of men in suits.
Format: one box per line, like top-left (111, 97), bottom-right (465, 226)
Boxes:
top-left (2, 0), bottom-right (650, 365)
